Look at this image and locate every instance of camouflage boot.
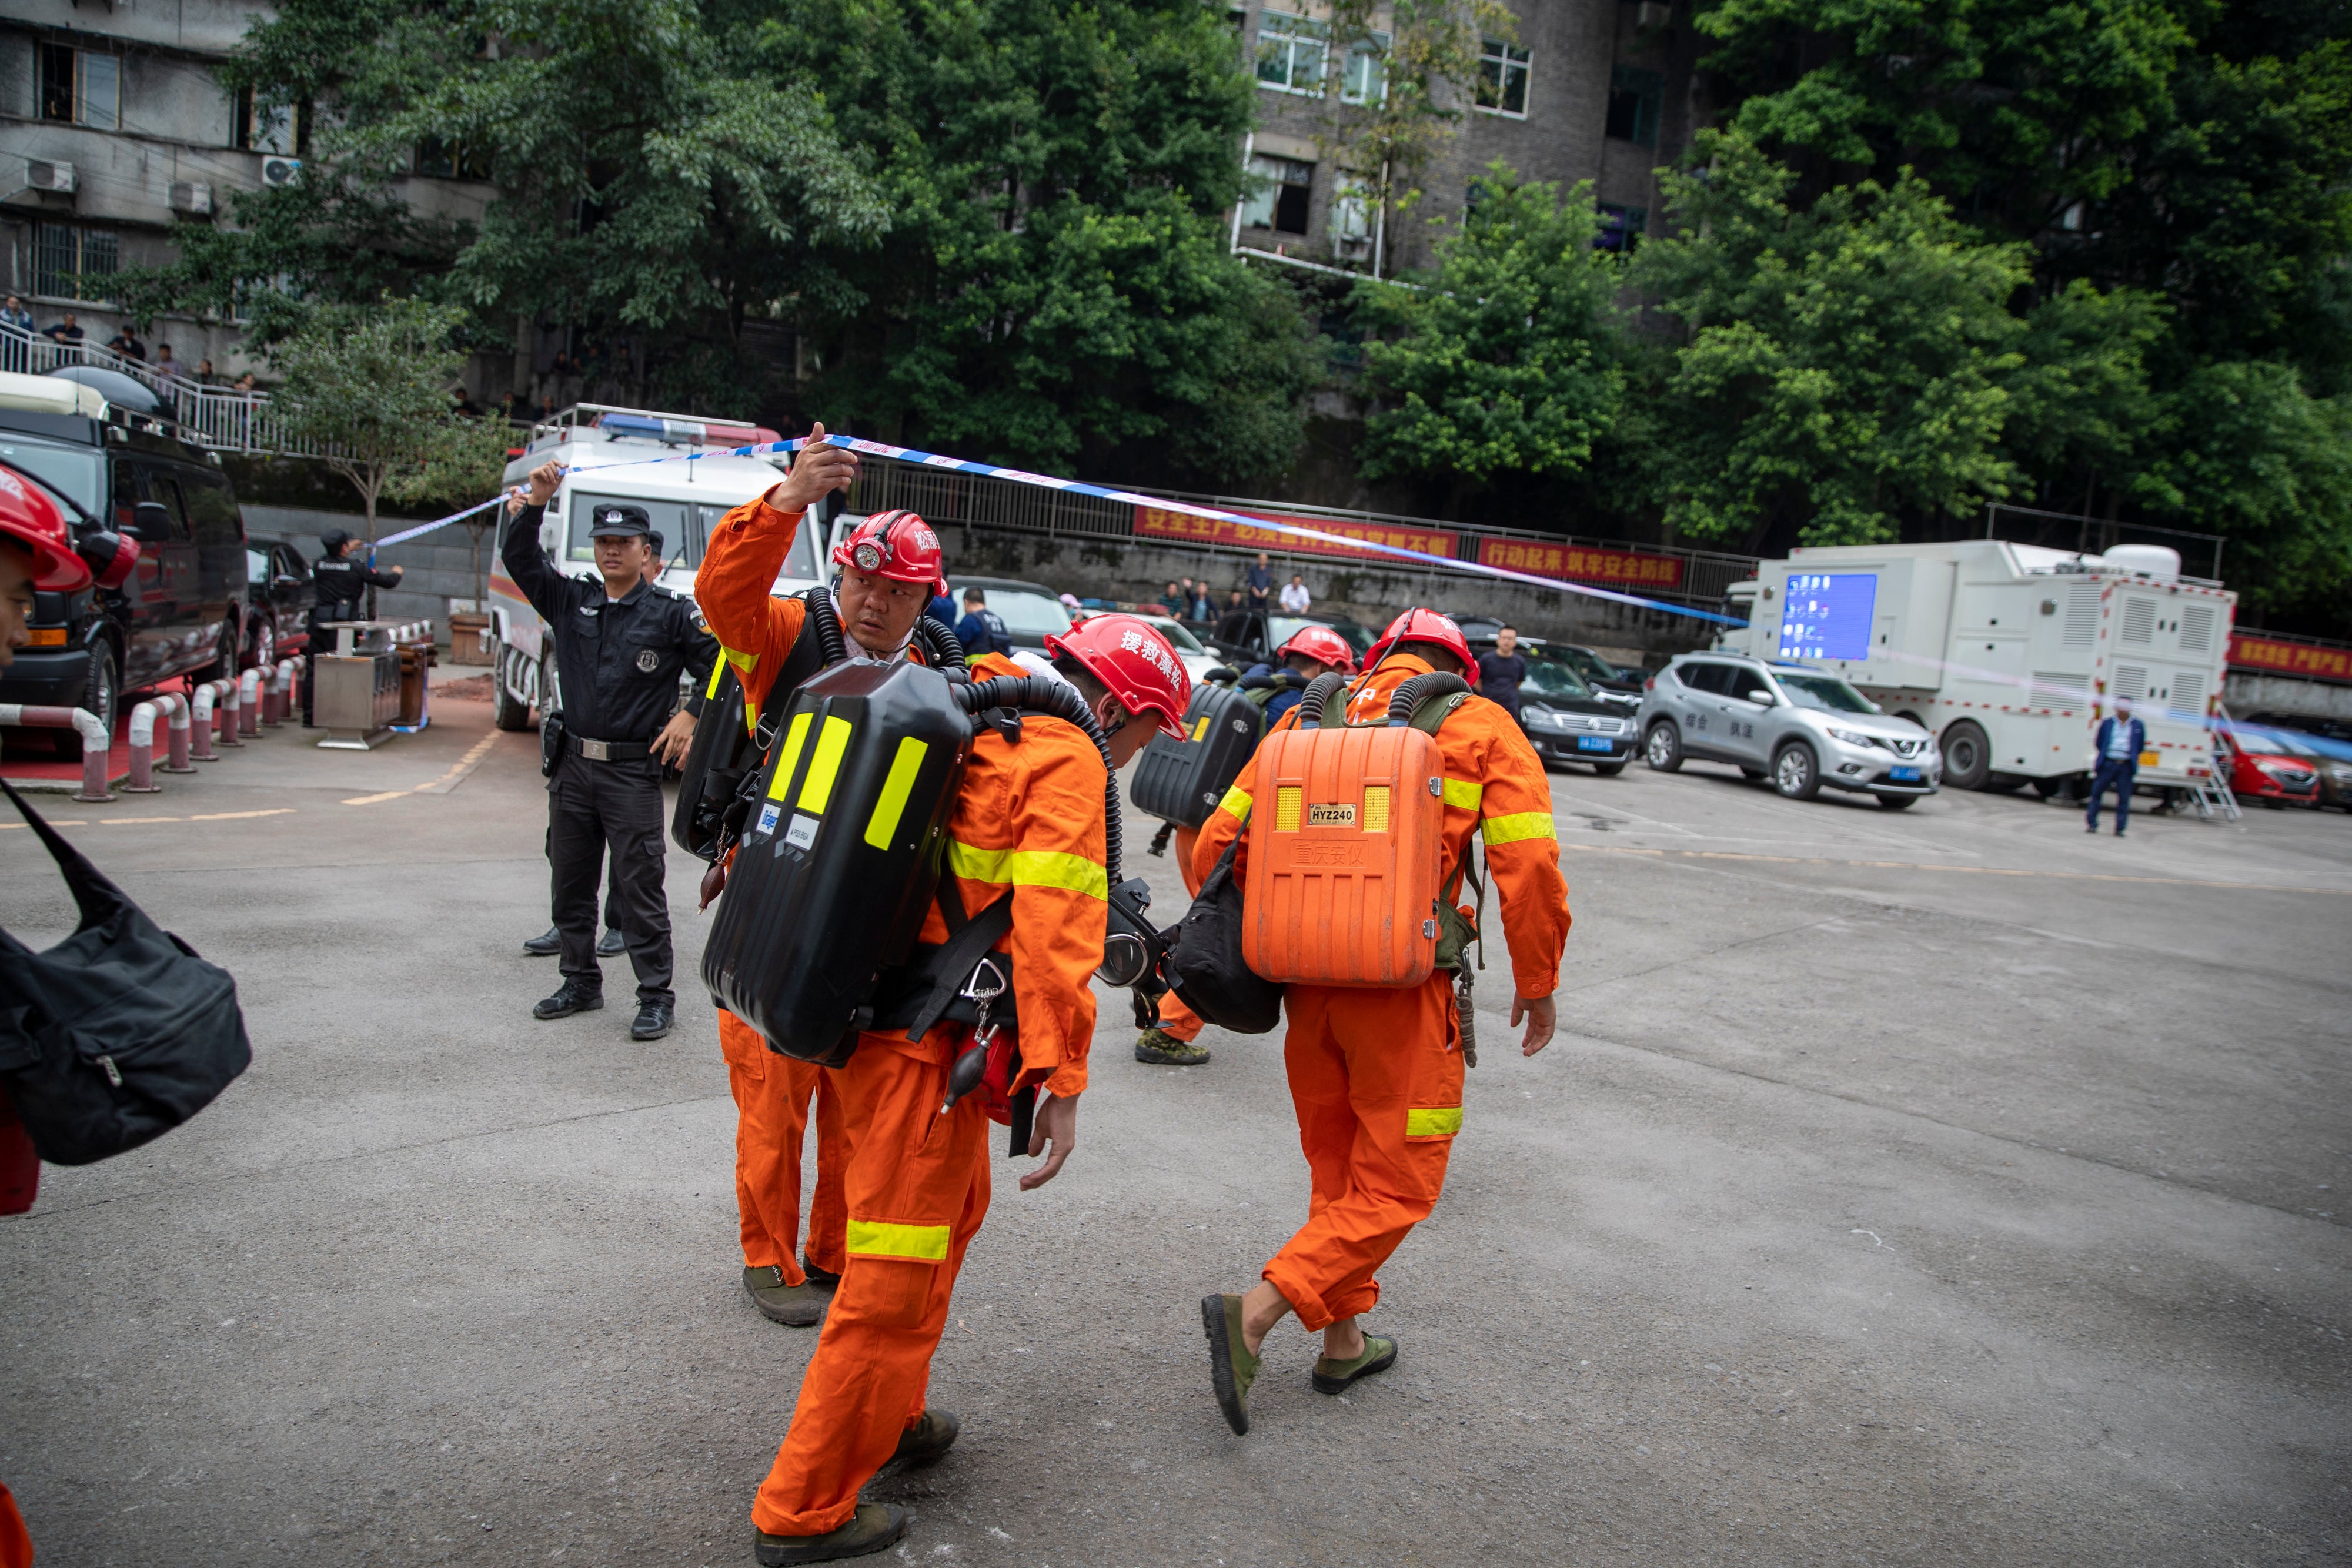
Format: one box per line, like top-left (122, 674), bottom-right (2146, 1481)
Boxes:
top-left (1135, 1028), bottom-right (1211, 1066)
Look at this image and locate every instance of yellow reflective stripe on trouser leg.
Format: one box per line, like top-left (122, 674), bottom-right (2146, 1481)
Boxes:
top-left (943, 840), bottom-right (1110, 900)
top-left (1217, 784), bottom-right (1253, 823)
top-left (1442, 778), bottom-right (1484, 810)
top-left (1406, 1106), bottom-right (1463, 1138)
top-left (1481, 811), bottom-right (1558, 846)
top-left (845, 1219), bottom-right (951, 1262)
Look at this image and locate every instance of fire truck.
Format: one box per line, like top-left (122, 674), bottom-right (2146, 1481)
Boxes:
top-left (486, 405), bottom-right (828, 731)
top-left (1716, 540), bottom-right (2235, 795)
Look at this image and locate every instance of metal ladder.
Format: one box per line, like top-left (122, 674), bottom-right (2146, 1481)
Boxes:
top-left (2185, 704), bottom-right (2243, 821)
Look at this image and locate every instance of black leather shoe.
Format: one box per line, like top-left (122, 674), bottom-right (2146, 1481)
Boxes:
top-left (523, 927), bottom-right (562, 956)
top-left (532, 983), bottom-right (603, 1020)
top-left (630, 1001), bottom-right (674, 1041)
top-left (597, 927), bottom-right (626, 957)
top-left (754, 1503), bottom-right (907, 1564)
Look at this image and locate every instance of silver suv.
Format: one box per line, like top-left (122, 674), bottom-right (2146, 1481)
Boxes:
top-left (1637, 655), bottom-right (1941, 808)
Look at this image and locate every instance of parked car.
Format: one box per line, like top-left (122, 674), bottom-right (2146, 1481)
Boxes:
top-left (1205, 610), bottom-right (1377, 670)
top-left (243, 541), bottom-right (317, 668)
top-left (1446, 613), bottom-right (1646, 697)
top-left (1515, 651), bottom-right (1638, 775)
top-left (2242, 711), bottom-right (2352, 761)
top-left (944, 575), bottom-right (1072, 652)
top-left (2217, 726), bottom-right (2324, 808)
top-left (0, 368), bottom-right (249, 757)
top-left (1637, 653), bottom-right (1940, 807)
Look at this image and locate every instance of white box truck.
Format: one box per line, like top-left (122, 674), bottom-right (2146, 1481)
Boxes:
top-left (1716, 540), bottom-right (2234, 794)
top-left (486, 405), bottom-right (827, 731)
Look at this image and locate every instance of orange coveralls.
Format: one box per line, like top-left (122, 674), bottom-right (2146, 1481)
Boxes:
top-left (1193, 652), bottom-right (1569, 1330)
top-left (749, 649), bottom-right (1108, 1537)
top-left (1154, 824), bottom-right (1207, 1043)
top-left (694, 494), bottom-right (909, 1286)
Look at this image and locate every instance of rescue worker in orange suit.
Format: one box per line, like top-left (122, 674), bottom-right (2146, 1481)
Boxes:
top-left (1191, 607), bottom-right (1569, 1433)
top-left (693, 433), bottom-right (950, 1330)
top-left (709, 463), bottom-right (1195, 1561)
top-left (1135, 623), bottom-right (1355, 1068)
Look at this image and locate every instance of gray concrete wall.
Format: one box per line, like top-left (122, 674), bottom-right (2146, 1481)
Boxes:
top-left (941, 523), bottom-right (1715, 666)
top-left (2226, 671), bottom-right (2352, 723)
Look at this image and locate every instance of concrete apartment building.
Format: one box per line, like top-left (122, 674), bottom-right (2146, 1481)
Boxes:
top-left (1233, 0), bottom-right (1703, 274)
top-left (0, 0), bottom-right (490, 380)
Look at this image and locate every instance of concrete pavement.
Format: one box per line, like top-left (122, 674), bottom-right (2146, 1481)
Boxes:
top-left (1, 681), bottom-right (2345, 1566)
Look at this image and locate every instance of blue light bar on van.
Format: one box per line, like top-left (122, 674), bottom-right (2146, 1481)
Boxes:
top-left (596, 412), bottom-right (776, 448)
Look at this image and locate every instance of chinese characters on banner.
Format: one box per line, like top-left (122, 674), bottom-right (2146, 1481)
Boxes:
top-left (1134, 504), bottom-right (1456, 563)
top-left (1476, 537), bottom-right (1685, 589)
top-left (2229, 633), bottom-right (2352, 686)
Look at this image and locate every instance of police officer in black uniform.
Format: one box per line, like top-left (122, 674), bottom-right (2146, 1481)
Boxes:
top-left (301, 529), bottom-right (405, 726)
top-left (503, 462), bottom-right (717, 1040)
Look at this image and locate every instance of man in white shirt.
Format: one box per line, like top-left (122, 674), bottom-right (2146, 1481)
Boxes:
top-left (1278, 573), bottom-right (1311, 614)
top-left (2086, 696), bottom-right (2145, 836)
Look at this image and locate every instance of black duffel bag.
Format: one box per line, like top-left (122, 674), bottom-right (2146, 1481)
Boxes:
top-left (1164, 837), bottom-right (1283, 1035)
top-left (0, 779), bottom-right (252, 1166)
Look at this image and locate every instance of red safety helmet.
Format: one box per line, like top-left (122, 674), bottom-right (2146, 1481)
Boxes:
top-left (0, 463), bottom-right (91, 592)
top-left (1364, 607), bottom-right (1475, 674)
top-left (1043, 613), bottom-right (1192, 738)
top-left (830, 509), bottom-right (947, 596)
top-left (1272, 623), bottom-right (1356, 675)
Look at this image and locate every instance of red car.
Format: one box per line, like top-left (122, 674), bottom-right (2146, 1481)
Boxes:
top-left (2219, 728), bottom-right (2321, 808)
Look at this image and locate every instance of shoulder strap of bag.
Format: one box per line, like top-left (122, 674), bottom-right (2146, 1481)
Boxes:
top-left (0, 777), bottom-right (126, 934)
top-left (900, 890), bottom-right (1015, 1042)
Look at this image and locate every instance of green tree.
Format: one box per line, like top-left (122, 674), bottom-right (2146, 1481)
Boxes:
top-left (270, 297), bottom-right (498, 542)
top-left (750, 0), bottom-right (1319, 481)
top-left (1629, 136), bottom-right (2159, 549)
top-left (1309, 0), bottom-right (1517, 275)
top-left (1352, 166), bottom-right (1629, 490)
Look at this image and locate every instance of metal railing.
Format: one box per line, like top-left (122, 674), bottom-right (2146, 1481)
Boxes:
top-left (848, 458), bottom-right (1759, 608)
top-left (0, 323), bottom-right (326, 457)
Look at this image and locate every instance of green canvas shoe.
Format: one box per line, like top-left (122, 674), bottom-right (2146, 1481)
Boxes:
top-left (1135, 1028), bottom-right (1211, 1065)
top-left (891, 1409), bottom-right (960, 1466)
top-left (1311, 1333), bottom-right (1397, 1394)
top-left (743, 1265), bottom-right (826, 1328)
top-left (1200, 1293), bottom-right (1261, 1435)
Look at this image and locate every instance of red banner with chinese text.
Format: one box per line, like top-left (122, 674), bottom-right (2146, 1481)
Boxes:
top-left (2229, 633), bottom-right (2352, 685)
top-left (1134, 504), bottom-right (1456, 563)
top-left (1476, 537), bottom-right (1685, 590)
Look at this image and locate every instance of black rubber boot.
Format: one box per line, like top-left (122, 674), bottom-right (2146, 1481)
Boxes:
top-left (754, 1503), bottom-right (908, 1564)
top-left (532, 982), bottom-right (603, 1020)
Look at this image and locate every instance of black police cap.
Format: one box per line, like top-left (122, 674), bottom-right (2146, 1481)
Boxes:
top-left (588, 504), bottom-right (652, 539)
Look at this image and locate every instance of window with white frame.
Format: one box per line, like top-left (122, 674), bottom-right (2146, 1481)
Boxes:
top-left (1339, 32), bottom-right (1390, 105)
top-left (1241, 155), bottom-right (1315, 234)
top-left (1256, 12), bottom-right (1329, 95)
top-left (1329, 180), bottom-right (1374, 249)
top-left (1476, 38), bottom-right (1531, 116)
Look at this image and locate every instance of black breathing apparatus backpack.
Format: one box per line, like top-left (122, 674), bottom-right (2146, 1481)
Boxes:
top-left (1130, 665), bottom-right (1268, 833)
top-left (700, 661), bottom-right (1165, 1077)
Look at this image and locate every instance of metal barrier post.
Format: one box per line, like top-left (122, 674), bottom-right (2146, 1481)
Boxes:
top-left (122, 701), bottom-right (162, 792)
top-left (155, 691), bottom-right (196, 772)
top-left (0, 704), bottom-right (116, 801)
top-left (189, 682), bottom-right (220, 760)
top-left (213, 677), bottom-right (242, 748)
top-left (238, 668), bottom-right (262, 735)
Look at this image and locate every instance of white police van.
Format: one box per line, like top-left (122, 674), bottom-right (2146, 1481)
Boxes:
top-left (487, 404), bottom-right (828, 731)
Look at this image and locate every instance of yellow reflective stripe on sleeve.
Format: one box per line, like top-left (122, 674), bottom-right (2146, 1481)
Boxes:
top-left (1406, 1106), bottom-right (1463, 1138)
top-left (1481, 810), bottom-right (1558, 845)
top-left (765, 711), bottom-right (811, 801)
top-left (863, 738), bottom-right (928, 849)
top-left (797, 715), bottom-right (853, 812)
top-left (1217, 784), bottom-right (1253, 822)
top-left (1442, 778), bottom-right (1484, 810)
top-left (704, 658), bottom-right (731, 700)
top-left (944, 840), bottom-right (1110, 900)
top-left (844, 1219), bottom-right (951, 1262)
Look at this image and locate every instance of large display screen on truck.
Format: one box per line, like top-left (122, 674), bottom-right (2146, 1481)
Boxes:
top-left (1778, 573), bottom-right (1878, 661)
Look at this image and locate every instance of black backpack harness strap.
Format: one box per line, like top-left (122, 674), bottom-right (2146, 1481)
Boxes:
top-left (864, 870), bottom-right (1020, 1042)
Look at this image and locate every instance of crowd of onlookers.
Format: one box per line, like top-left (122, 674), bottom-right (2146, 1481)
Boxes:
top-left (2, 295), bottom-right (258, 393)
top-left (1153, 551), bottom-right (1319, 641)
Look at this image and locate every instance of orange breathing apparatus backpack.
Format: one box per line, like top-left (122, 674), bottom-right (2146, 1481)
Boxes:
top-left (1240, 670), bottom-right (1475, 988)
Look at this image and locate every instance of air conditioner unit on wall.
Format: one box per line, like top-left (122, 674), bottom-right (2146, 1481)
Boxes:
top-left (26, 161), bottom-right (78, 195)
top-left (169, 182), bottom-right (214, 216)
top-left (260, 156), bottom-right (302, 188)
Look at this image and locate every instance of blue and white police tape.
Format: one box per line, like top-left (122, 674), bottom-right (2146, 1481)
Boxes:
top-left (363, 431), bottom-right (1748, 627)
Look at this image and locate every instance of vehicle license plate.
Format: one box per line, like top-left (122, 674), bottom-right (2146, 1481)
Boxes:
top-left (1576, 736), bottom-right (1613, 753)
top-left (1889, 765), bottom-right (1921, 782)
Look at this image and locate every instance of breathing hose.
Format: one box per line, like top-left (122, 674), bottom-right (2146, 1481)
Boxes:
top-left (911, 616), bottom-right (969, 674)
top-left (808, 590), bottom-right (848, 667)
top-left (1295, 670), bottom-right (1352, 726)
top-left (951, 676), bottom-right (1122, 884)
